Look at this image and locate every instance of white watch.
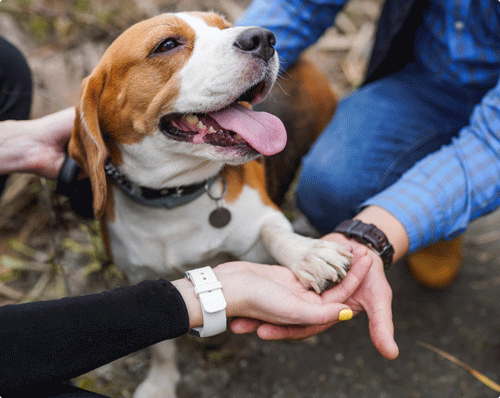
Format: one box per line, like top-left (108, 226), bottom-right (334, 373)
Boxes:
top-left (185, 266), bottom-right (227, 337)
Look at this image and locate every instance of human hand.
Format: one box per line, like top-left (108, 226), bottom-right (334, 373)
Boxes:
top-left (0, 107), bottom-right (75, 178)
top-left (321, 233), bottom-right (398, 360)
top-left (172, 252), bottom-right (372, 339)
top-left (230, 240), bottom-right (399, 360)
top-left (225, 247), bottom-right (373, 331)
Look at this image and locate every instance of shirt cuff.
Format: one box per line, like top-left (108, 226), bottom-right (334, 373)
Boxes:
top-left (361, 182), bottom-right (446, 254)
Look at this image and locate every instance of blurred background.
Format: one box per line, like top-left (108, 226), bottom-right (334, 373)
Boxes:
top-left (0, 1), bottom-right (499, 397)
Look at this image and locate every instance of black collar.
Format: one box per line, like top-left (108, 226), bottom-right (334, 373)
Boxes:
top-left (104, 161), bottom-right (219, 209)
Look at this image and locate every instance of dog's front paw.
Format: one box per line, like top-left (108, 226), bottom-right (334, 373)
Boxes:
top-left (293, 240), bottom-right (353, 294)
top-left (134, 362), bottom-right (180, 398)
top-left (134, 377), bottom-right (179, 398)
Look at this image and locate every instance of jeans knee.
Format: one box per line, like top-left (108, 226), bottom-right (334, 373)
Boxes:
top-left (0, 37), bottom-right (33, 120)
top-left (296, 156), bottom-right (375, 234)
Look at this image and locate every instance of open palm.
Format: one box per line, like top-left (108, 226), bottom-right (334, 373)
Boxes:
top-left (229, 237), bottom-right (399, 360)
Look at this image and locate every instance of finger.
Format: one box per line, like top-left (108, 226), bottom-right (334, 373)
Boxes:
top-left (368, 313), bottom-right (399, 360)
top-left (229, 318), bottom-right (262, 334)
top-left (257, 301), bottom-right (354, 337)
top-left (304, 302), bottom-right (356, 325)
top-left (232, 299), bottom-right (354, 335)
top-left (256, 322), bottom-right (335, 340)
top-left (321, 250), bottom-right (372, 303)
top-left (363, 280), bottom-right (399, 359)
top-left (230, 317), bottom-right (328, 340)
top-left (351, 245), bottom-right (371, 263)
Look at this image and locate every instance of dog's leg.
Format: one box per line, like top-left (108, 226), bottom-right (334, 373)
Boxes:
top-left (134, 340), bottom-right (180, 398)
top-left (260, 221), bottom-right (353, 293)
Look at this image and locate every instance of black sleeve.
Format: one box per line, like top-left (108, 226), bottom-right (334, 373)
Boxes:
top-left (0, 279), bottom-right (189, 393)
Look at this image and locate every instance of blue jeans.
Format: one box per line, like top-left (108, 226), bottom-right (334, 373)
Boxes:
top-left (296, 63), bottom-right (490, 234)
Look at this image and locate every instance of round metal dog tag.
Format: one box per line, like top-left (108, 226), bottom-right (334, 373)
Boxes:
top-left (209, 207), bottom-right (231, 228)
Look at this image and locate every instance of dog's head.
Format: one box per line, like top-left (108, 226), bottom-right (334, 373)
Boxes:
top-left (69, 12), bottom-right (286, 217)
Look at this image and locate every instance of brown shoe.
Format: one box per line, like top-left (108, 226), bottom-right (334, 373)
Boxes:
top-left (406, 236), bottom-right (463, 289)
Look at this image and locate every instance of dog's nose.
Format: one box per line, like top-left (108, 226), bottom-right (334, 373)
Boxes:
top-left (234, 28), bottom-right (276, 63)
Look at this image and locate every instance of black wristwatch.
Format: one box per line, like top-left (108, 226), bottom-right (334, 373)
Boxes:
top-left (334, 219), bottom-right (395, 269)
top-left (56, 155), bottom-right (95, 219)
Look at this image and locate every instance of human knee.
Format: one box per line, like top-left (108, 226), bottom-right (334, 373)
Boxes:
top-left (0, 37), bottom-right (32, 120)
top-left (0, 37), bottom-right (32, 83)
top-left (296, 157), bottom-right (371, 233)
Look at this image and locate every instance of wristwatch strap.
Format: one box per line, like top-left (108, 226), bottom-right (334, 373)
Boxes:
top-left (334, 219), bottom-right (395, 269)
top-left (185, 266), bottom-right (227, 337)
top-left (56, 155), bottom-right (94, 219)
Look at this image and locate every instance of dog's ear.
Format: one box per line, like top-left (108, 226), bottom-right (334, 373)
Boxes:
top-left (68, 72), bottom-right (108, 219)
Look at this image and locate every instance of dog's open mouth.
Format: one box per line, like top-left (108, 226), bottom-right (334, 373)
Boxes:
top-left (159, 83), bottom-right (287, 156)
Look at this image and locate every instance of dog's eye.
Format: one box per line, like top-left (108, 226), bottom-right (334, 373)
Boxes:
top-left (155, 38), bottom-right (179, 53)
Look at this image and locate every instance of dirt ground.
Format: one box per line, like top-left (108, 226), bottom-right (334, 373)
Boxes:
top-left (1, 1), bottom-right (500, 397)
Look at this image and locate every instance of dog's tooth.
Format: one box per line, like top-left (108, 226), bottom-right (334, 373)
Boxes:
top-left (208, 126), bottom-right (216, 133)
top-left (197, 121), bottom-right (207, 130)
top-left (185, 114), bottom-right (199, 125)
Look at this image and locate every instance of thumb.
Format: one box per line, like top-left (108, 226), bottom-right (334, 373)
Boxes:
top-left (368, 309), bottom-right (399, 359)
top-left (229, 318), bottom-right (262, 334)
top-left (363, 281), bottom-right (399, 359)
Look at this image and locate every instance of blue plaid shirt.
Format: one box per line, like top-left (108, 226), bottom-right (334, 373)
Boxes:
top-left (237, 0), bottom-right (500, 252)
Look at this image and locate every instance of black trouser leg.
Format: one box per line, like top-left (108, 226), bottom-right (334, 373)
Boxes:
top-left (4, 383), bottom-right (110, 398)
top-left (0, 38), bottom-right (108, 398)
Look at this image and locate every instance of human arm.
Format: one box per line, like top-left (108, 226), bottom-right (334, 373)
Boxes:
top-left (319, 79), bottom-right (500, 359)
top-left (0, 259), bottom-right (372, 393)
top-left (313, 78), bottom-right (499, 354)
top-left (0, 279), bottom-right (189, 393)
top-left (174, 254), bottom-right (371, 331)
top-left (281, 206), bottom-right (404, 359)
top-left (322, 207), bottom-right (406, 360)
top-left (363, 77), bottom-right (500, 253)
top-left (0, 107), bottom-right (75, 179)
top-left (235, 0), bottom-right (347, 71)
top-left (238, 78), bottom-right (500, 359)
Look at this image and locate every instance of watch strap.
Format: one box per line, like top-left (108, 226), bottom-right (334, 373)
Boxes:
top-left (185, 266), bottom-right (227, 337)
top-left (334, 219), bottom-right (394, 269)
top-left (56, 155), bottom-right (94, 219)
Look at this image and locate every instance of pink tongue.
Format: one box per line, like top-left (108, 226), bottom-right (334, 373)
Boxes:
top-left (210, 103), bottom-right (287, 156)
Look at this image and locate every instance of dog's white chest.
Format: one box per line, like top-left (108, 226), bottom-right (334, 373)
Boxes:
top-left (106, 184), bottom-right (287, 282)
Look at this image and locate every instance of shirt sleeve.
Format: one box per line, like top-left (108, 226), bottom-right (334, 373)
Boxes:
top-left (363, 77), bottom-right (500, 253)
top-left (235, 0), bottom-right (346, 71)
top-left (0, 279), bottom-right (189, 393)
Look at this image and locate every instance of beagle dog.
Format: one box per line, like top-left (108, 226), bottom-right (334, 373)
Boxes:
top-left (69, 12), bottom-right (351, 398)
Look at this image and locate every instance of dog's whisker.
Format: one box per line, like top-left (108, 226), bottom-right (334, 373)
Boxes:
top-left (274, 80), bottom-right (291, 97)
